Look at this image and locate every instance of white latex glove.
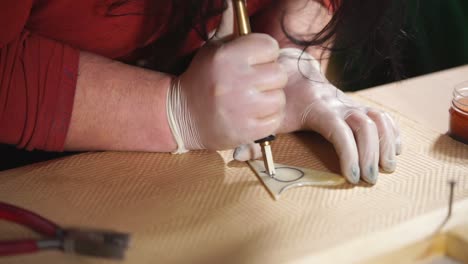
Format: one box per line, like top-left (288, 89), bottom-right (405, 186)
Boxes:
top-left (234, 48), bottom-right (402, 184)
top-left (166, 34), bottom-right (288, 153)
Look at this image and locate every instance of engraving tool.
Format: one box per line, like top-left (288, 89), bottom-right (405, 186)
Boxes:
top-left (234, 0), bottom-right (277, 176)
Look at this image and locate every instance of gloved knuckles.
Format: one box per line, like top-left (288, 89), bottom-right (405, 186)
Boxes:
top-left (178, 34), bottom-right (287, 150)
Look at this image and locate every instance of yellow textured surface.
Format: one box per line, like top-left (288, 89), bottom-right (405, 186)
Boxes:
top-left (0, 94), bottom-right (467, 264)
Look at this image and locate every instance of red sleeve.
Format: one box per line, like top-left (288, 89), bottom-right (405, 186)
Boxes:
top-left (0, 1), bottom-right (79, 151)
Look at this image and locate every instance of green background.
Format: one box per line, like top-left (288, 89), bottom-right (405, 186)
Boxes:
top-left (330, 0), bottom-right (468, 91)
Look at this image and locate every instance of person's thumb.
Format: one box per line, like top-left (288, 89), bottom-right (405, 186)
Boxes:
top-left (233, 143), bottom-right (262, 161)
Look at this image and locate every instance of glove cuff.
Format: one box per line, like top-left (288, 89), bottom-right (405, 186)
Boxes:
top-left (166, 77), bottom-right (204, 154)
top-left (166, 77), bottom-right (189, 154)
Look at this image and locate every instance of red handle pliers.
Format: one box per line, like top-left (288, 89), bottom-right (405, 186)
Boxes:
top-left (0, 201), bottom-right (130, 260)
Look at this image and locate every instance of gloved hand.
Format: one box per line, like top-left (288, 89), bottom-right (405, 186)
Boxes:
top-left (166, 34), bottom-right (288, 153)
top-left (234, 48), bottom-right (402, 184)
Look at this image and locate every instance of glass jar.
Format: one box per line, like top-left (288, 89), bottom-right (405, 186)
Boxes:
top-left (449, 82), bottom-right (468, 144)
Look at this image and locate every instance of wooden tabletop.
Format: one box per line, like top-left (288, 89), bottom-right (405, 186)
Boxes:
top-left (355, 65), bottom-right (468, 134)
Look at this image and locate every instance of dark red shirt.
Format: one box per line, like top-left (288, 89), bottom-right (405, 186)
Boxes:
top-left (0, 0), bottom-right (272, 151)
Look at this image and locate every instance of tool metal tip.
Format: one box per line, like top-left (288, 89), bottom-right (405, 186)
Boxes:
top-left (261, 142), bottom-right (276, 177)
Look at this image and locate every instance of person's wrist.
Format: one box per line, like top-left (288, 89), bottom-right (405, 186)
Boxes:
top-left (276, 48), bottom-right (323, 133)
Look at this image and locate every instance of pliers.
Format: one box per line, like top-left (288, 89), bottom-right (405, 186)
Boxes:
top-left (0, 201), bottom-right (130, 259)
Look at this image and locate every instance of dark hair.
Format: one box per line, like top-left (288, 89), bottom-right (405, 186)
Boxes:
top-left (108, 0), bottom-right (407, 83)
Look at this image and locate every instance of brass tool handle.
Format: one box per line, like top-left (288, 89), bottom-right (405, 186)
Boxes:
top-left (234, 0), bottom-right (251, 36)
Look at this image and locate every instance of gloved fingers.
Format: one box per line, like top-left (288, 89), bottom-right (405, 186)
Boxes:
top-left (366, 109), bottom-right (397, 172)
top-left (222, 33), bottom-right (279, 65)
top-left (249, 114), bottom-right (283, 141)
top-left (233, 143), bottom-right (262, 161)
top-left (345, 111), bottom-right (380, 184)
top-left (249, 62), bottom-right (288, 92)
top-left (248, 88), bottom-right (286, 120)
top-left (384, 112), bottom-right (402, 155)
top-left (316, 117), bottom-right (360, 184)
